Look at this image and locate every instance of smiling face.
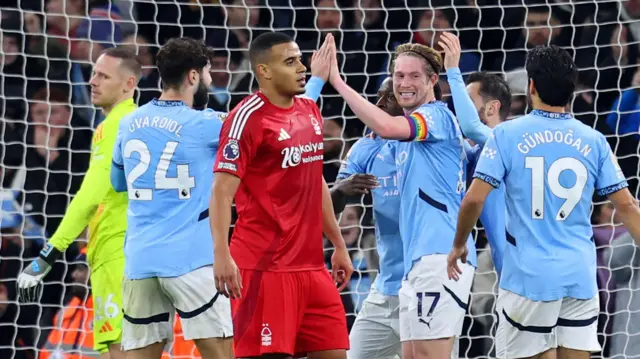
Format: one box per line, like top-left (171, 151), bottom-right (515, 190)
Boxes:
top-left (392, 53), bottom-right (437, 112)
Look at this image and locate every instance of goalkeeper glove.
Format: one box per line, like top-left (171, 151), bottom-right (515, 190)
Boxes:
top-left (17, 243), bottom-right (62, 302)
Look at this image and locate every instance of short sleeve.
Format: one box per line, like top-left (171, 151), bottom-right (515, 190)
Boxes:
top-left (200, 109), bottom-right (225, 148)
top-left (214, 108), bottom-right (263, 179)
top-left (473, 128), bottom-right (507, 188)
top-left (337, 138), bottom-right (369, 180)
top-left (405, 105), bottom-right (451, 142)
top-left (595, 135), bottom-right (628, 196)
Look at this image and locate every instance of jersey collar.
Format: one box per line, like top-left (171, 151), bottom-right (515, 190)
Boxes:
top-left (531, 109), bottom-right (573, 120)
top-left (151, 98), bottom-right (187, 107)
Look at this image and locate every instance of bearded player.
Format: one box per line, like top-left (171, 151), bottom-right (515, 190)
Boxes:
top-left (17, 47), bottom-right (141, 359)
top-left (210, 32), bottom-right (353, 359)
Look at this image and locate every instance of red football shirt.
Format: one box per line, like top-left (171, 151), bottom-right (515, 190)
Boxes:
top-left (214, 92), bottom-right (325, 272)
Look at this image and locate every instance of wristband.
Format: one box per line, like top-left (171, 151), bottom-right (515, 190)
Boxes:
top-left (39, 243), bottom-right (63, 266)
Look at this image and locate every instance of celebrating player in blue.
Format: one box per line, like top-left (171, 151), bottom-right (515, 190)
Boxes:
top-left (447, 45), bottom-right (640, 359)
top-left (327, 33), bottom-right (475, 359)
top-left (440, 32), bottom-right (512, 276)
top-left (333, 77), bottom-right (404, 359)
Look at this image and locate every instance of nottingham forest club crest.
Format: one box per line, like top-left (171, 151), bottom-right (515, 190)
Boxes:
top-left (223, 140), bottom-right (240, 161)
top-left (309, 115), bottom-right (321, 135)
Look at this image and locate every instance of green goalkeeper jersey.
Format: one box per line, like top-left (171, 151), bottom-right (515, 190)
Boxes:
top-left (48, 99), bottom-right (136, 270)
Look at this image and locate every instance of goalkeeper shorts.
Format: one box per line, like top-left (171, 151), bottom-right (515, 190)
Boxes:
top-left (121, 265), bottom-right (232, 351)
top-left (496, 289), bottom-right (601, 358)
top-left (91, 257), bottom-right (125, 353)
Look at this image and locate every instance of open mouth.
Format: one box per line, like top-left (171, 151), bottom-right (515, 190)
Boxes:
top-left (297, 78), bottom-right (306, 86)
top-left (398, 92), bottom-right (415, 100)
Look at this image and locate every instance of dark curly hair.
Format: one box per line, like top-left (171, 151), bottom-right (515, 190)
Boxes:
top-left (156, 37), bottom-right (215, 90)
top-left (525, 45), bottom-right (578, 107)
top-left (466, 71), bottom-right (512, 121)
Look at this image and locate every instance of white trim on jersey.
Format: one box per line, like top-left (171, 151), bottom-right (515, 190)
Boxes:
top-left (278, 128), bottom-right (291, 141)
top-left (229, 95), bottom-right (264, 140)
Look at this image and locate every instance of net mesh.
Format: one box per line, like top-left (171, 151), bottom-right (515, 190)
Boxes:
top-left (1, 0), bottom-right (639, 358)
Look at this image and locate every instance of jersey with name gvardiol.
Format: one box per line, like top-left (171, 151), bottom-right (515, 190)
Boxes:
top-left (397, 101), bottom-right (476, 277)
top-left (337, 135), bottom-right (403, 296)
top-left (474, 109), bottom-right (628, 301)
top-left (113, 99), bottom-right (224, 279)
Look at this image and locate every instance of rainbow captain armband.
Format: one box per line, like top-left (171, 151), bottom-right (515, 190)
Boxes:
top-left (406, 112), bottom-right (429, 141)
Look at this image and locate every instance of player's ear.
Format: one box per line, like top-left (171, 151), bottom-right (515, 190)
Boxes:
top-left (257, 64), bottom-right (272, 80)
top-left (188, 69), bottom-right (199, 86)
top-left (125, 75), bottom-right (137, 92)
top-left (487, 100), bottom-right (499, 117)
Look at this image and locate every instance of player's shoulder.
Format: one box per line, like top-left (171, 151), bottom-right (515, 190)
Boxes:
top-left (225, 94), bottom-right (267, 129)
top-left (294, 95), bottom-right (319, 109)
top-left (351, 135), bottom-right (385, 154)
top-left (412, 101), bottom-right (453, 118)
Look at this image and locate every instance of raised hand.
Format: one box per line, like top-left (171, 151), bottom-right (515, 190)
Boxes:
top-left (438, 32), bottom-right (462, 70)
top-left (311, 35), bottom-right (333, 82)
top-left (326, 34), bottom-right (342, 85)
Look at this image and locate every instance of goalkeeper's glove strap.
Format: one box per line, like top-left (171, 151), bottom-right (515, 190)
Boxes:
top-left (39, 243), bottom-right (63, 266)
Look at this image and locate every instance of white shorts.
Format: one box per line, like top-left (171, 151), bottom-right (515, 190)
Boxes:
top-left (348, 285), bottom-right (401, 359)
top-left (399, 254), bottom-right (475, 342)
top-left (496, 289), bottom-right (601, 359)
top-left (121, 265), bottom-right (233, 351)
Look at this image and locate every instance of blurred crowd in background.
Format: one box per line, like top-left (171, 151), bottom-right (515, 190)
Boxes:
top-left (1, 0), bottom-right (640, 358)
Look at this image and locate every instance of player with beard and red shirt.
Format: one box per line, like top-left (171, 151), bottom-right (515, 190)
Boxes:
top-left (209, 33), bottom-right (353, 359)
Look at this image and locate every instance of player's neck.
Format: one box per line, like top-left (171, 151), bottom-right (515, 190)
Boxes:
top-left (102, 93), bottom-right (134, 116)
top-left (159, 90), bottom-right (193, 108)
top-left (532, 99), bottom-right (565, 114)
top-left (259, 87), bottom-right (294, 109)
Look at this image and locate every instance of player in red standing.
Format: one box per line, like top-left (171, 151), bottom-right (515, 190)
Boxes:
top-left (209, 32), bottom-right (353, 359)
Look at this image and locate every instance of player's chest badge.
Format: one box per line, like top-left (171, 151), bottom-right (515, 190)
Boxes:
top-left (309, 115), bottom-right (322, 136)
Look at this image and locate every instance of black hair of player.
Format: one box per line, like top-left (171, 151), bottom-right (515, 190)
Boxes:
top-left (156, 37), bottom-right (214, 90)
top-left (467, 71), bottom-right (512, 121)
top-left (102, 47), bottom-right (143, 80)
top-left (525, 45), bottom-right (578, 107)
top-left (249, 32), bottom-right (295, 73)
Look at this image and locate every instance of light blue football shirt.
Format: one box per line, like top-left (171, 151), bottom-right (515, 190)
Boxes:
top-left (112, 99), bottom-right (224, 279)
top-left (337, 135), bottom-right (403, 296)
top-left (398, 101), bottom-right (477, 277)
top-left (474, 109), bottom-right (628, 301)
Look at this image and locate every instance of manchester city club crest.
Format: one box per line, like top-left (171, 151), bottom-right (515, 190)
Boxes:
top-left (223, 140), bottom-right (240, 161)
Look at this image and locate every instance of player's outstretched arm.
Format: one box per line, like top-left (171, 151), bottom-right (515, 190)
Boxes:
top-left (325, 35), bottom-right (411, 140)
top-left (323, 178), bottom-right (354, 291)
top-left (17, 146), bottom-right (113, 301)
top-left (439, 32), bottom-right (490, 144)
top-left (210, 172), bottom-right (243, 299)
top-left (608, 188), bottom-right (640, 246)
